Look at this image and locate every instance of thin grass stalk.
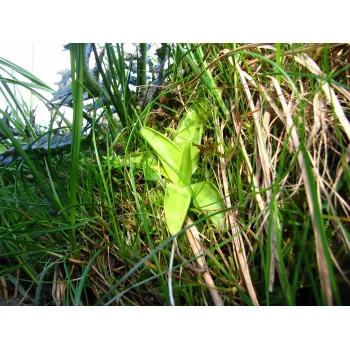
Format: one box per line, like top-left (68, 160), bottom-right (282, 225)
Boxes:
top-left (217, 121), bottom-right (259, 306)
top-left (2, 240), bottom-right (38, 282)
top-left (0, 77), bottom-right (37, 139)
top-left (276, 43), bottom-right (281, 83)
top-left (69, 43), bottom-right (85, 258)
top-left (0, 56), bottom-right (53, 140)
top-left (180, 44), bottom-right (229, 118)
top-left (99, 211), bottom-right (232, 306)
top-left (179, 47), bottom-right (262, 303)
top-left (114, 43), bottom-right (138, 112)
top-left (90, 109), bottom-right (120, 245)
top-left (271, 76), bottom-right (339, 305)
top-left (270, 198), bottom-right (294, 304)
top-left (294, 53), bottom-right (350, 141)
top-left (95, 226), bottom-right (176, 305)
top-left (73, 246), bottom-right (106, 305)
top-left (127, 163), bottom-right (170, 303)
top-left (234, 69), bottom-right (293, 301)
top-left (236, 61), bottom-right (280, 293)
top-left (185, 218), bottom-right (224, 306)
top-left (30, 44), bottom-right (35, 111)
top-left (105, 43), bottom-right (128, 125)
top-left (91, 44), bottom-right (122, 123)
top-left (112, 44), bottom-right (127, 87)
top-left (235, 53), bottom-right (338, 304)
top-left (0, 114), bottom-right (58, 207)
top-left (137, 43), bottom-right (147, 97)
top-left (168, 240), bottom-right (176, 306)
top-left (0, 56), bottom-right (53, 90)
top-left (232, 56), bottom-right (301, 299)
top-left (300, 141), bottom-right (340, 305)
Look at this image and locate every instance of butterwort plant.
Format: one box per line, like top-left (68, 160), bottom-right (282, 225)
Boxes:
top-left (140, 105), bottom-right (226, 235)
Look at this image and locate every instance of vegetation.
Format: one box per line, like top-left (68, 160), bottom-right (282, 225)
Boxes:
top-left (0, 43), bottom-right (349, 306)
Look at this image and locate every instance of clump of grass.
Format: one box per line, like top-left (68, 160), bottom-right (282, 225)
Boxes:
top-left (0, 43), bottom-right (349, 305)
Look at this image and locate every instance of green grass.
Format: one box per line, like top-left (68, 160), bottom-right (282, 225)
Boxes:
top-left (0, 43), bottom-right (349, 305)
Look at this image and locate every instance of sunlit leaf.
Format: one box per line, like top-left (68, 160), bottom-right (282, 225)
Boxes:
top-left (164, 183), bottom-right (192, 235)
top-left (191, 181), bottom-right (225, 229)
top-left (140, 127), bottom-right (183, 185)
top-left (179, 141), bottom-right (192, 188)
top-left (173, 107), bottom-right (203, 174)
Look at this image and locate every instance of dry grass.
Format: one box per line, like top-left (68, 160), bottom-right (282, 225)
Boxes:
top-left (210, 44), bottom-right (350, 305)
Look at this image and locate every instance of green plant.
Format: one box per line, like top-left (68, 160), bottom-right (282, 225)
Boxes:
top-left (138, 105), bottom-right (226, 235)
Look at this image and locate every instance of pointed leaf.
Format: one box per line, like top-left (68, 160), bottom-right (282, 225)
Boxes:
top-left (191, 181), bottom-right (226, 229)
top-left (179, 141), bottom-right (192, 188)
top-left (173, 107), bottom-right (203, 174)
top-left (164, 183), bottom-right (192, 235)
top-left (140, 127), bottom-right (182, 185)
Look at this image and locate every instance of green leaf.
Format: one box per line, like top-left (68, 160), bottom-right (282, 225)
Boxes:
top-left (164, 183), bottom-right (192, 235)
top-left (191, 181), bottom-right (226, 229)
top-left (140, 127), bottom-right (183, 185)
top-left (69, 43), bottom-right (85, 257)
top-left (173, 107), bottom-right (203, 174)
top-left (0, 57), bottom-right (54, 92)
top-left (179, 141), bottom-right (192, 188)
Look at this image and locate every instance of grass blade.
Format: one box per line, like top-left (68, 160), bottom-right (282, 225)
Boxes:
top-left (68, 43), bottom-right (85, 257)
